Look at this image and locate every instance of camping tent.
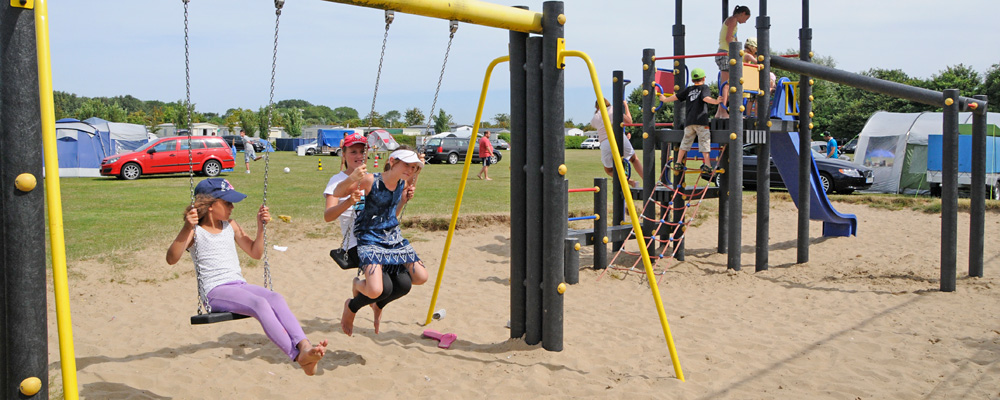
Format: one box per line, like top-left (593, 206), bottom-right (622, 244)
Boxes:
top-left (367, 129), bottom-right (400, 152)
top-left (55, 118), bottom-right (153, 177)
top-left (854, 111), bottom-right (1000, 194)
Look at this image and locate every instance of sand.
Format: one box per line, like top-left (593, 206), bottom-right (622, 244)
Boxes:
top-left (46, 199), bottom-right (1000, 399)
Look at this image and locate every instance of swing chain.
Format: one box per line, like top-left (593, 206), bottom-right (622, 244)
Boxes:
top-left (367, 10), bottom-right (394, 128)
top-left (260, 0), bottom-right (284, 292)
top-left (425, 20), bottom-right (458, 129)
top-left (183, 0), bottom-right (211, 315)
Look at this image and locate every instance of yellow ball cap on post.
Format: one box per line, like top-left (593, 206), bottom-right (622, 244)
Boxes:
top-left (730, 132), bottom-right (738, 140)
top-left (574, 243), bottom-right (581, 251)
top-left (558, 164), bottom-right (567, 175)
top-left (944, 98), bottom-right (954, 106)
top-left (729, 58), bottom-right (737, 66)
top-left (557, 282), bottom-right (567, 294)
top-left (20, 377), bottom-right (42, 396)
top-left (15, 173), bottom-right (36, 192)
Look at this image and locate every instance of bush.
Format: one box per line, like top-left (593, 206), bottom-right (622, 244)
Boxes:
top-left (565, 136), bottom-right (587, 149)
top-left (392, 134), bottom-right (417, 148)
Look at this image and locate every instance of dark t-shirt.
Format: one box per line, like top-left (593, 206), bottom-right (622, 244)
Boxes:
top-left (676, 84), bottom-right (711, 126)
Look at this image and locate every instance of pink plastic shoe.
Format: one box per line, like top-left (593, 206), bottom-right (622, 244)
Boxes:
top-left (422, 329), bottom-right (458, 349)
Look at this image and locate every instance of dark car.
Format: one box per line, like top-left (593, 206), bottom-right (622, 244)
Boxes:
top-left (221, 135), bottom-right (265, 152)
top-left (841, 138), bottom-right (858, 154)
top-left (703, 144), bottom-right (873, 194)
top-left (421, 136), bottom-right (503, 165)
top-left (100, 136), bottom-right (236, 180)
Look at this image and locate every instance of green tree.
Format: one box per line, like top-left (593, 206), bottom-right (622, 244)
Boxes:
top-left (493, 113), bottom-right (510, 129)
top-left (564, 118), bottom-right (576, 129)
top-left (275, 99), bottom-right (313, 109)
top-left (239, 108), bottom-right (259, 137)
top-left (283, 108), bottom-right (304, 137)
top-left (223, 109), bottom-right (241, 133)
top-left (432, 109), bottom-right (452, 133)
top-left (929, 64), bottom-right (981, 94)
top-left (53, 91), bottom-right (85, 120)
top-left (981, 63), bottom-right (1000, 113)
top-left (75, 99), bottom-right (127, 122)
top-left (405, 107), bottom-right (425, 126)
top-left (364, 111), bottom-right (385, 127)
top-left (332, 106), bottom-right (360, 123)
top-left (257, 106), bottom-right (273, 139)
top-left (145, 106), bottom-right (165, 134)
top-left (384, 110), bottom-right (402, 128)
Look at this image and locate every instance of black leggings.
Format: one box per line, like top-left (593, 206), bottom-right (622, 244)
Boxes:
top-left (348, 268), bottom-right (413, 313)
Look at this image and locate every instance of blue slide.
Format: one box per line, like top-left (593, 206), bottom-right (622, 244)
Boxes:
top-left (769, 131), bottom-right (857, 237)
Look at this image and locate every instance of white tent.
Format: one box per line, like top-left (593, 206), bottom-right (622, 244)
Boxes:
top-left (855, 111), bottom-right (1000, 193)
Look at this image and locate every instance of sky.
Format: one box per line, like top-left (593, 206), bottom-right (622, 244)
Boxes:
top-left (48, 0), bottom-right (999, 127)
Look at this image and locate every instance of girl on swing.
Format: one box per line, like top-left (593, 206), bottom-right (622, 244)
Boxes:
top-left (332, 146), bottom-right (429, 336)
top-left (166, 178), bottom-right (328, 376)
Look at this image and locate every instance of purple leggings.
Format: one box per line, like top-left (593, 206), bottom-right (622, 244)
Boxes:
top-left (208, 281), bottom-right (307, 361)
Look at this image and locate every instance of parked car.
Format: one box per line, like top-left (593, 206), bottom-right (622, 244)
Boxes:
top-left (841, 138), bottom-right (858, 154)
top-left (421, 137), bottom-right (503, 165)
top-left (101, 136), bottom-right (236, 180)
top-left (580, 137), bottom-right (600, 149)
top-left (221, 135), bottom-right (265, 152)
top-left (702, 144), bottom-right (874, 194)
top-left (810, 140), bottom-right (828, 156)
top-left (492, 138), bottom-right (510, 150)
top-left (297, 140), bottom-right (319, 156)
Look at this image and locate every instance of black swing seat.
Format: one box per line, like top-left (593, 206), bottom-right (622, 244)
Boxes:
top-left (191, 312), bottom-right (251, 325)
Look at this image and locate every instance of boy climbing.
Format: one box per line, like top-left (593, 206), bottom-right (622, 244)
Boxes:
top-left (658, 68), bottom-right (723, 174)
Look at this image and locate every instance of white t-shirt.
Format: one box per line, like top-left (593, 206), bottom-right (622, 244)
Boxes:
top-left (589, 104), bottom-right (616, 142)
top-left (323, 172), bottom-right (359, 249)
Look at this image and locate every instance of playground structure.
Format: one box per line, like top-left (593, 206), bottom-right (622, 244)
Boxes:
top-left (1, 1), bottom-right (683, 396)
top-left (1, 0), bottom-right (992, 396)
top-left (611, 1), bottom-right (988, 294)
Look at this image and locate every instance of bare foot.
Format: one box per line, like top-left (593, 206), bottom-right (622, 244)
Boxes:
top-left (296, 339), bottom-right (327, 376)
top-left (485, 177), bottom-right (492, 181)
top-left (341, 299), bottom-right (355, 336)
top-left (371, 304), bottom-right (383, 334)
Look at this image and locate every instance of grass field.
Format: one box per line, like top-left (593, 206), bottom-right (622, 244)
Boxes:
top-left (51, 148), bottom-right (996, 264)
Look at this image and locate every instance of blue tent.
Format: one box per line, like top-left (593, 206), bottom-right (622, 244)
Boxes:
top-left (54, 118), bottom-right (153, 177)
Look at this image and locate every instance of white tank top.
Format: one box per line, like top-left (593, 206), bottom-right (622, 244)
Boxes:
top-left (190, 221), bottom-right (246, 295)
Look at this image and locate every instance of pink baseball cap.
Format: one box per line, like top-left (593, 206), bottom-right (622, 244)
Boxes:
top-left (342, 132), bottom-right (366, 149)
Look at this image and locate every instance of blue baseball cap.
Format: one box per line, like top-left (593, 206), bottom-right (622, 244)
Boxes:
top-left (194, 178), bottom-right (247, 203)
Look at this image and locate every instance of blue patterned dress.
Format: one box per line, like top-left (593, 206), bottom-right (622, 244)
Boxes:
top-left (354, 173), bottom-right (420, 271)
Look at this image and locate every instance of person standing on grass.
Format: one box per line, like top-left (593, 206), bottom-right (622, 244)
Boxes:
top-left (477, 131), bottom-right (495, 180)
top-left (241, 129), bottom-right (262, 173)
top-left (659, 68), bottom-right (723, 175)
top-left (826, 132), bottom-right (840, 159)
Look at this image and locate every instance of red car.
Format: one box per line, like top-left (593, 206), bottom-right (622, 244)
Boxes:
top-left (101, 136), bottom-right (235, 180)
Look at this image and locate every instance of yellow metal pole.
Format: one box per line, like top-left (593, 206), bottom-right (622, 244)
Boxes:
top-left (320, 0), bottom-right (542, 33)
top-left (562, 49), bottom-right (686, 382)
top-left (425, 55), bottom-right (509, 326)
top-left (34, 0), bottom-right (80, 397)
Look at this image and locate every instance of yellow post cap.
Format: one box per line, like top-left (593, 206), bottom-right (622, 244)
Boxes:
top-left (19, 377), bottom-right (41, 396)
top-left (739, 77), bottom-right (744, 84)
top-left (642, 89), bottom-right (649, 96)
top-left (643, 63), bottom-right (649, 70)
top-left (945, 98), bottom-right (954, 106)
top-left (729, 58), bottom-right (737, 66)
top-left (730, 132), bottom-right (738, 140)
top-left (557, 282), bottom-right (567, 294)
top-left (730, 87), bottom-right (737, 94)
top-left (14, 173), bottom-right (36, 192)
top-left (739, 50), bottom-right (745, 57)
top-left (594, 214), bottom-right (600, 221)
top-left (642, 132), bottom-right (649, 139)
top-left (558, 164), bottom-right (567, 175)
top-left (613, 76), bottom-right (619, 83)
top-left (739, 105), bottom-right (746, 112)
top-left (809, 112), bottom-right (814, 118)
top-left (809, 122), bottom-right (814, 129)
top-left (757, 55), bottom-right (764, 62)
top-left (593, 186), bottom-right (600, 193)
top-left (574, 243), bottom-right (581, 251)
top-left (557, 14), bottom-right (566, 25)
top-left (809, 95), bottom-right (814, 102)
top-left (674, 85), bottom-right (680, 91)
top-left (674, 60), bottom-right (679, 67)
top-left (767, 120), bottom-right (772, 127)
top-left (602, 236), bottom-right (609, 244)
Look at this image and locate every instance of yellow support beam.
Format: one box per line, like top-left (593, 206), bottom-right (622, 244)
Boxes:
top-left (34, 0), bottom-right (80, 398)
top-left (320, 0), bottom-right (543, 33)
top-left (561, 49), bottom-right (685, 382)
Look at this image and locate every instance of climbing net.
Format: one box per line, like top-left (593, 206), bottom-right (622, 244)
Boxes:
top-left (601, 144), bottom-right (728, 282)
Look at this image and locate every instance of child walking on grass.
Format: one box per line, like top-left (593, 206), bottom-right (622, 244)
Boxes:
top-left (166, 178), bottom-right (327, 376)
top-left (333, 147), bottom-right (429, 336)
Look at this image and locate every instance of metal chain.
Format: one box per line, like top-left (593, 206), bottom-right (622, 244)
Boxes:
top-left (425, 20), bottom-right (458, 129)
top-left (182, 0), bottom-right (209, 315)
top-left (261, 0), bottom-right (283, 292)
top-left (368, 10), bottom-right (394, 128)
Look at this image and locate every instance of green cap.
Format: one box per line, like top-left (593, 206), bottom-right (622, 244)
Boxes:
top-left (691, 68), bottom-right (706, 80)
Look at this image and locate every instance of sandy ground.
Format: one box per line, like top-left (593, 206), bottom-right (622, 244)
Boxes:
top-left (45, 199), bottom-right (1000, 399)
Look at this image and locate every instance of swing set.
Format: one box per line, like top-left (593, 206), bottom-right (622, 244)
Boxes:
top-left (2, 2), bottom-right (690, 398)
